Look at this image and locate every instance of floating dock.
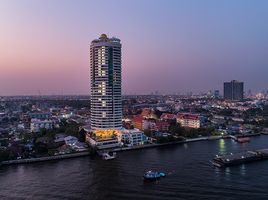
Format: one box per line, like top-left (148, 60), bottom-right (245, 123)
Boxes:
top-left (212, 149), bottom-right (268, 167)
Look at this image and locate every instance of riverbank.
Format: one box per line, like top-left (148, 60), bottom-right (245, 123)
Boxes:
top-left (98, 136), bottom-right (222, 153)
top-left (2, 134), bottom-right (268, 200)
top-left (1, 136), bottom-right (220, 166)
top-left (1, 134), bottom-right (263, 166)
top-left (109, 133), bottom-right (262, 153)
top-left (0, 151), bottom-right (90, 166)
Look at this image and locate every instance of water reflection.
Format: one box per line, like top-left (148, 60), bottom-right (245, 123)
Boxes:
top-left (240, 164), bottom-right (246, 176)
top-left (218, 139), bottom-right (226, 154)
top-left (224, 167), bottom-right (231, 181)
top-left (1, 136), bottom-right (268, 200)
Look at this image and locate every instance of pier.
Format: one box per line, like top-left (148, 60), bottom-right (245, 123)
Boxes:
top-left (212, 149), bottom-right (268, 167)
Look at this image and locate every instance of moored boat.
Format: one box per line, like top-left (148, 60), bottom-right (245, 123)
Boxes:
top-left (102, 152), bottom-right (116, 160)
top-left (236, 137), bottom-right (250, 143)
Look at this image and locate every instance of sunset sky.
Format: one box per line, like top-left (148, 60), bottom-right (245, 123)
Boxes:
top-left (0, 0), bottom-right (268, 95)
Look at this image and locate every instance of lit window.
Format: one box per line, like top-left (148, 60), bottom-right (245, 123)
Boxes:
top-left (102, 101), bottom-right (106, 107)
top-left (102, 112), bottom-right (106, 118)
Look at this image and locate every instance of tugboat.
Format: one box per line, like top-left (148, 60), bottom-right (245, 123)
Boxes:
top-left (102, 152), bottom-right (116, 160)
top-left (143, 170), bottom-right (166, 181)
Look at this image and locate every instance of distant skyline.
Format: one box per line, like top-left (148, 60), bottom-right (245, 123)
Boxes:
top-left (0, 0), bottom-right (268, 96)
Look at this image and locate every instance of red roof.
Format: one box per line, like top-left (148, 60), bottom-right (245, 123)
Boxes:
top-left (177, 113), bottom-right (199, 120)
top-left (132, 115), bottom-right (144, 123)
top-left (160, 113), bottom-right (176, 120)
top-left (141, 108), bottom-right (153, 116)
top-left (156, 121), bottom-right (170, 126)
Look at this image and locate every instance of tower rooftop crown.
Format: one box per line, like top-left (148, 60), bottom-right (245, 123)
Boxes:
top-left (99, 34), bottom-right (108, 40)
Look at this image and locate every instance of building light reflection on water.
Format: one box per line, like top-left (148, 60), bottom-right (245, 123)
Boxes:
top-left (219, 139), bottom-right (226, 154)
top-left (240, 164), bottom-right (246, 176)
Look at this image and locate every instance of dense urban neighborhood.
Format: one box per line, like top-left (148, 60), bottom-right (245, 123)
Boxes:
top-left (0, 93), bottom-right (268, 163)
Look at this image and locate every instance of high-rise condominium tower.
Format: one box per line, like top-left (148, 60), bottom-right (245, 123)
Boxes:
top-left (224, 80), bottom-right (244, 100)
top-left (90, 34), bottom-right (122, 130)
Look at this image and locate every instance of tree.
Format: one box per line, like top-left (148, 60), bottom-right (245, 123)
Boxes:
top-left (143, 129), bottom-right (152, 137)
top-left (40, 128), bottom-right (47, 136)
top-left (0, 150), bottom-right (9, 161)
top-left (169, 122), bottom-right (184, 135)
top-left (35, 142), bottom-right (48, 155)
top-left (78, 128), bottom-right (86, 142)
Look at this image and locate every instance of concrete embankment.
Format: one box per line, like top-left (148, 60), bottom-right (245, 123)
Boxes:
top-left (111, 141), bottom-right (185, 152)
top-left (1, 151), bottom-right (90, 166)
top-left (106, 136), bottom-right (222, 153)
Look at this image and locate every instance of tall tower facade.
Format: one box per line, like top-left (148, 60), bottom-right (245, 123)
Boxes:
top-left (224, 80), bottom-right (244, 100)
top-left (90, 34), bottom-right (122, 130)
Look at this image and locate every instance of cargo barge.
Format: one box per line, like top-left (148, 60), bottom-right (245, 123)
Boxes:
top-left (211, 149), bottom-right (268, 167)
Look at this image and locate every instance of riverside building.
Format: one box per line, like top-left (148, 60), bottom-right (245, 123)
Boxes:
top-left (176, 113), bottom-right (200, 129)
top-left (87, 34), bottom-right (123, 149)
top-left (90, 34), bottom-right (122, 130)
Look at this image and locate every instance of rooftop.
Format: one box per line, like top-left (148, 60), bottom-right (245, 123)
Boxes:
top-left (91, 34), bottom-right (121, 44)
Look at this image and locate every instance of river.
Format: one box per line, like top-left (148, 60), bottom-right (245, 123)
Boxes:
top-left (1, 135), bottom-right (268, 200)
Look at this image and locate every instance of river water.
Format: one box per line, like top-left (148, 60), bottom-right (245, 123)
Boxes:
top-left (1, 136), bottom-right (268, 200)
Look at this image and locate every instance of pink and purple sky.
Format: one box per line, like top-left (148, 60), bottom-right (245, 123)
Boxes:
top-left (0, 0), bottom-right (268, 95)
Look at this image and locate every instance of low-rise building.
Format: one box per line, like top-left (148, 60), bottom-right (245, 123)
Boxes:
top-left (71, 141), bottom-right (88, 152)
top-left (141, 108), bottom-right (157, 119)
top-left (133, 116), bottom-right (170, 132)
top-left (132, 115), bottom-right (144, 130)
top-left (30, 119), bottom-right (56, 133)
top-left (155, 121), bottom-right (170, 132)
top-left (64, 136), bottom-right (88, 152)
top-left (86, 135), bottom-right (120, 149)
top-left (64, 136), bottom-right (78, 146)
top-left (86, 128), bottom-right (147, 149)
top-left (86, 129), bottom-right (121, 149)
top-left (176, 113), bottom-right (200, 129)
top-left (143, 119), bottom-right (157, 131)
top-left (54, 133), bottom-right (67, 143)
top-left (29, 112), bottom-right (52, 120)
top-left (160, 113), bottom-right (176, 121)
top-left (118, 128), bottom-right (147, 146)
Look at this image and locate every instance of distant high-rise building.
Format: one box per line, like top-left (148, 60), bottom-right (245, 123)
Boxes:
top-left (247, 89), bottom-right (252, 98)
top-left (224, 80), bottom-right (244, 100)
top-left (90, 34), bottom-right (122, 130)
top-left (214, 90), bottom-right (220, 98)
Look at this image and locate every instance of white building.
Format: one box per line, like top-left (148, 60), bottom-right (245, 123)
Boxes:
top-left (64, 136), bottom-right (78, 146)
top-left (72, 142), bottom-right (88, 152)
top-left (118, 129), bottom-right (147, 146)
top-left (64, 136), bottom-right (88, 152)
top-left (90, 34), bottom-right (122, 130)
top-left (54, 133), bottom-right (67, 143)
